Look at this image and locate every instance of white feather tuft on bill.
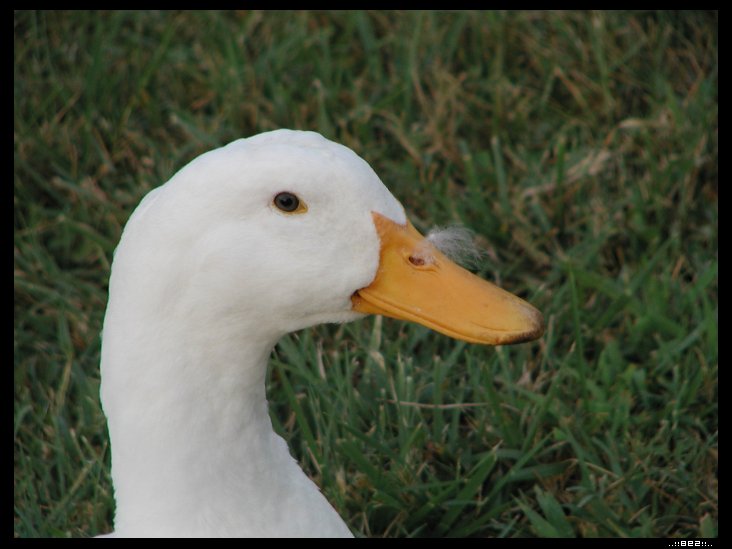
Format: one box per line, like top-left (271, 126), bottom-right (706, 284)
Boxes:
top-left (425, 225), bottom-right (486, 270)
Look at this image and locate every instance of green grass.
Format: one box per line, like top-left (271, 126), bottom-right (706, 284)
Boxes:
top-left (14, 10), bottom-right (717, 538)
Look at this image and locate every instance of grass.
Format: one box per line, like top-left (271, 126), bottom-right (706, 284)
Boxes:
top-left (14, 10), bottom-right (717, 538)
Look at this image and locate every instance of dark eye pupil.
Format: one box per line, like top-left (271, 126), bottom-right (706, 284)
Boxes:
top-left (274, 192), bottom-right (299, 212)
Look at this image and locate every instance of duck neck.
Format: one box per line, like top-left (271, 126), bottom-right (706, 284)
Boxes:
top-left (101, 315), bottom-right (349, 536)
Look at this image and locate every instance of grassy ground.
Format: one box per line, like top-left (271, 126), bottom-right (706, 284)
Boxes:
top-left (14, 10), bottom-right (717, 538)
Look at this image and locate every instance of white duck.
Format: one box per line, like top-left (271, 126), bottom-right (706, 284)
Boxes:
top-left (98, 129), bottom-right (543, 537)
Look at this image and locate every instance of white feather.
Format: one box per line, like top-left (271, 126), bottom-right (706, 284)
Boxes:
top-left (426, 225), bottom-right (485, 269)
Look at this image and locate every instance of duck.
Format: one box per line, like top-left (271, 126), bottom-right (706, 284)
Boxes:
top-left (98, 129), bottom-right (544, 538)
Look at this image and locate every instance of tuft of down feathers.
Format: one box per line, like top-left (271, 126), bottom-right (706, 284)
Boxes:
top-left (426, 225), bottom-right (486, 269)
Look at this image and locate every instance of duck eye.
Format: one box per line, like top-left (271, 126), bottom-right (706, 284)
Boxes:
top-left (273, 192), bottom-right (305, 213)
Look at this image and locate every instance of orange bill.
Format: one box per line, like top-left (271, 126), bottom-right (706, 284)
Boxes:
top-left (352, 212), bottom-right (544, 345)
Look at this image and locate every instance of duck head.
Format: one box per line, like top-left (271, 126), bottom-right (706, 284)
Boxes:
top-left (109, 129), bottom-right (542, 347)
